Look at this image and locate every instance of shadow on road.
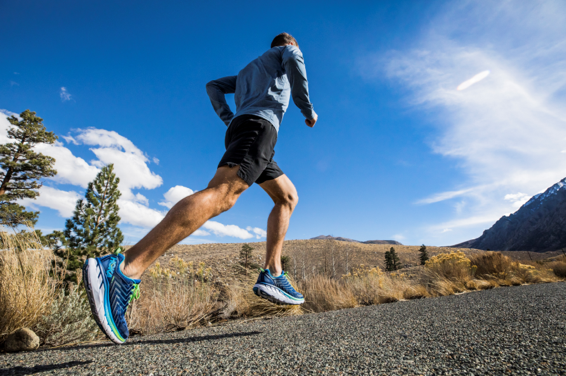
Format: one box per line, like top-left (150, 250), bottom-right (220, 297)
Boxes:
top-left (36, 330), bottom-right (263, 353)
top-left (0, 360), bottom-right (93, 375)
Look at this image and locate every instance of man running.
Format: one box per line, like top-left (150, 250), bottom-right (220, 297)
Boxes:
top-left (83, 32), bottom-right (317, 344)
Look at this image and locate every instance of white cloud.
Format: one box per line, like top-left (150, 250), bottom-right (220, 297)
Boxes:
top-left (72, 128), bottom-right (163, 200)
top-left (0, 111), bottom-right (264, 242)
top-left (362, 0), bottom-right (566, 243)
top-left (456, 70), bottom-right (490, 91)
top-left (153, 157), bottom-right (159, 165)
top-left (504, 192), bottom-right (531, 208)
top-left (62, 135), bottom-right (78, 145)
top-left (133, 193), bottom-right (149, 206)
top-left (36, 143), bottom-right (100, 188)
top-left (0, 113), bottom-right (14, 144)
top-left (416, 188), bottom-right (475, 204)
top-left (60, 87), bottom-right (71, 102)
top-left (246, 226), bottom-right (267, 239)
top-left (429, 214), bottom-right (503, 232)
top-left (392, 233), bottom-right (406, 242)
top-left (203, 221), bottom-right (253, 239)
top-left (117, 199), bottom-right (165, 228)
top-left (21, 186), bottom-right (81, 217)
top-left (159, 185), bottom-right (195, 209)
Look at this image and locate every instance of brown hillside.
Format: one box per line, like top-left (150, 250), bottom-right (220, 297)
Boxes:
top-left (127, 239), bottom-right (485, 281)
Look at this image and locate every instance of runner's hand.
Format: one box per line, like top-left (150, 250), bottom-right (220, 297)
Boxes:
top-left (305, 114), bottom-right (318, 128)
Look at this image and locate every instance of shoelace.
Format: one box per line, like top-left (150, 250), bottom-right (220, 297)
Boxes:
top-left (114, 248), bottom-right (141, 304)
top-left (130, 283), bottom-right (140, 303)
top-left (278, 271), bottom-right (299, 293)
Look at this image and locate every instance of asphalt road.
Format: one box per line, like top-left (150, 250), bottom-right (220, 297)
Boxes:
top-left (1, 282), bottom-right (565, 375)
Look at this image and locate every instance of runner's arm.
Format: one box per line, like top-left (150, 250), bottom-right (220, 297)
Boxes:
top-left (206, 76), bottom-right (237, 126)
top-left (282, 46), bottom-right (317, 122)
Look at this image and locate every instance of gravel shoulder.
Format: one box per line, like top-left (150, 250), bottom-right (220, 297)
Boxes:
top-left (1, 282), bottom-right (565, 376)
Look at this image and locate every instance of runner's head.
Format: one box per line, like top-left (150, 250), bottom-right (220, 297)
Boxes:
top-left (271, 33), bottom-right (299, 49)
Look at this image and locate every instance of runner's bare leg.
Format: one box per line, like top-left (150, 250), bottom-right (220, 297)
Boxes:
top-left (121, 166), bottom-right (249, 279)
top-left (260, 174), bottom-right (298, 277)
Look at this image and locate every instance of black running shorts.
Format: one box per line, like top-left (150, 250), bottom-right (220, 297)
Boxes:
top-left (218, 115), bottom-right (284, 186)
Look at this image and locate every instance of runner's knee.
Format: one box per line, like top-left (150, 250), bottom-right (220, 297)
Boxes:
top-left (277, 192), bottom-right (298, 211)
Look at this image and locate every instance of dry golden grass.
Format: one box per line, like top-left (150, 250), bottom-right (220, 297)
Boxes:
top-left (299, 275), bottom-right (358, 312)
top-left (125, 243), bottom-right (565, 336)
top-left (3, 232), bottom-right (563, 345)
top-left (0, 232), bottom-right (57, 339)
top-left (128, 279), bottom-right (222, 334)
top-left (131, 240), bottom-right (485, 283)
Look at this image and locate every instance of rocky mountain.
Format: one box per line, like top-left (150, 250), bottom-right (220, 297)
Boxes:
top-left (363, 240), bottom-right (403, 245)
top-left (311, 235), bottom-right (402, 245)
top-left (456, 177), bottom-right (566, 252)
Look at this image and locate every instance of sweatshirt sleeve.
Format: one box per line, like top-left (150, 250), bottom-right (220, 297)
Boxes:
top-left (206, 76), bottom-right (238, 126)
top-left (282, 45), bottom-right (317, 120)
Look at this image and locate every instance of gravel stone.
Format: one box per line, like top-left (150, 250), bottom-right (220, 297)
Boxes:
top-left (0, 282), bottom-right (565, 375)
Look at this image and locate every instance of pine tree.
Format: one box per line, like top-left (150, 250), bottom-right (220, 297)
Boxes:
top-left (419, 244), bottom-right (429, 265)
top-left (0, 110), bottom-right (57, 227)
top-left (53, 164), bottom-right (123, 284)
top-left (384, 249), bottom-right (393, 271)
top-left (390, 247), bottom-right (401, 270)
top-left (385, 247), bottom-right (401, 271)
top-left (239, 243), bottom-right (254, 275)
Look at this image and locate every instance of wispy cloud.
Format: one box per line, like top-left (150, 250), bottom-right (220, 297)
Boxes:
top-left (456, 70), bottom-right (490, 91)
top-left (360, 0), bottom-right (566, 241)
top-left (60, 87), bottom-right (71, 102)
top-left (416, 188), bottom-right (475, 204)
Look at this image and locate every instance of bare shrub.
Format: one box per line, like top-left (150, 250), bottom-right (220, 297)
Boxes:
top-left (551, 262), bottom-right (566, 278)
top-left (35, 285), bottom-right (99, 346)
top-left (469, 252), bottom-right (512, 278)
top-left (425, 251), bottom-right (474, 282)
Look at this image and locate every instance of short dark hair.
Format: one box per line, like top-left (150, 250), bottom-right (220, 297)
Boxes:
top-left (271, 32), bottom-right (299, 49)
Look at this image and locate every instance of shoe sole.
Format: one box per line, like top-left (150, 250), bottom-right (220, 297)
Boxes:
top-left (83, 258), bottom-right (125, 344)
top-left (253, 283), bottom-right (304, 305)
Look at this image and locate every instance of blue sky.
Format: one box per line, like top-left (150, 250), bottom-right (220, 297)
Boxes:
top-left (1, 0), bottom-right (565, 246)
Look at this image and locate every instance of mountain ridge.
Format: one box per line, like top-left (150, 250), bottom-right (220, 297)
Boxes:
top-left (454, 177), bottom-right (566, 252)
top-left (311, 235), bottom-right (402, 245)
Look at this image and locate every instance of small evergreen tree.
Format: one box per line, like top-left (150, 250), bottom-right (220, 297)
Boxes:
top-left (53, 164), bottom-right (123, 284)
top-left (384, 249), bottom-right (393, 271)
top-left (385, 247), bottom-right (401, 271)
top-left (390, 247), bottom-right (401, 270)
top-left (419, 244), bottom-right (429, 265)
top-left (0, 110), bottom-right (57, 227)
top-left (239, 243), bottom-right (254, 275)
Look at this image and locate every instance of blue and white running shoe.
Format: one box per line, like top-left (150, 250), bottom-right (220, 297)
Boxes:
top-left (82, 250), bottom-right (140, 344)
top-left (253, 269), bottom-right (304, 305)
